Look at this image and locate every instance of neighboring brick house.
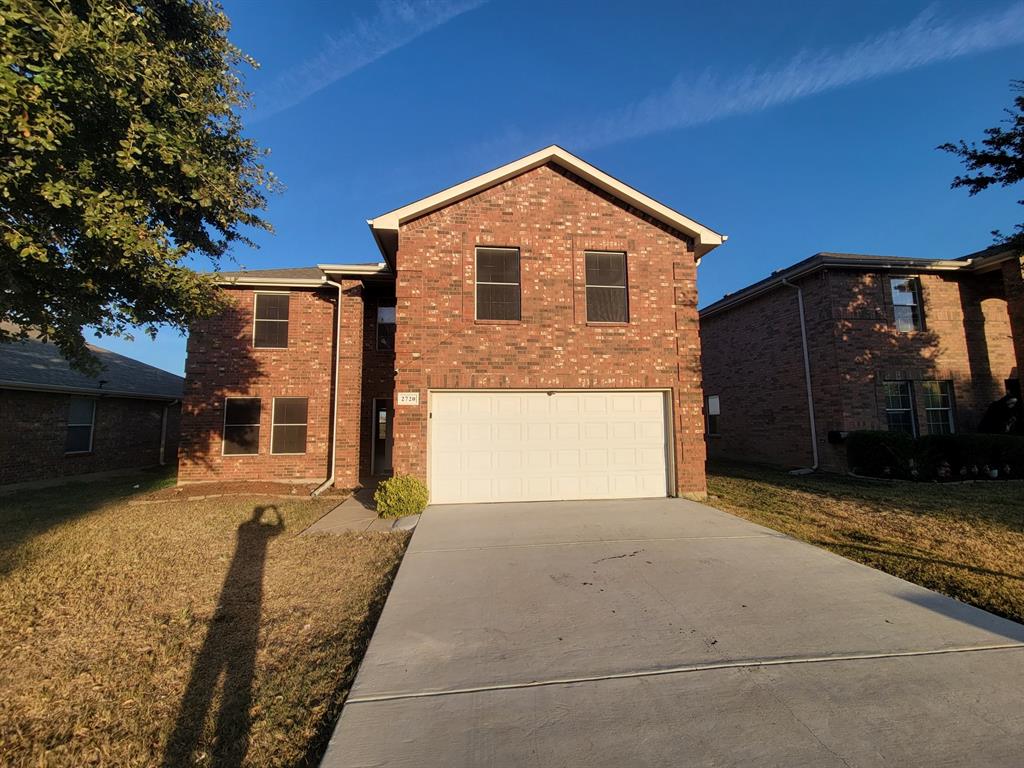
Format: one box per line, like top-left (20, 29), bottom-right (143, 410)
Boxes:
top-left (178, 146), bottom-right (725, 501)
top-left (700, 248), bottom-right (1024, 471)
top-left (1, 334), bottom-right (183, 486)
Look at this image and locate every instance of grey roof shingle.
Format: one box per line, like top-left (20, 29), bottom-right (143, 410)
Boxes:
top-left (215, 266), bottom-right (325, 280)
top-left (0, 337), bottom-right (184, 400)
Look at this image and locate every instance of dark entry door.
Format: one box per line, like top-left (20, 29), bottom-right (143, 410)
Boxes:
top-left (373, 399), bottom-right (393, 475)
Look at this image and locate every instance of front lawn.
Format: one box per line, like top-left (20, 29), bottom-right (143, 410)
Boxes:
top-left (0, 471), bottom-right (408, 767)
top-left (707, 461), bottom-right (1024, 624)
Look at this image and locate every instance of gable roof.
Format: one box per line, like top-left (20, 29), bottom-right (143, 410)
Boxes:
top-left (368, 145), bottom-right (726, 264)
top-left (1, 336), bottom-right (184, 400)
top-left (213, 263), bottom-right (392, 287)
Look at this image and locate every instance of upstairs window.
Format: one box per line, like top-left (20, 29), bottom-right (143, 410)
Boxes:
top-left (66, 397), bottom-right (96, 454)
top-left (706, 395), bottom-right (721, 436)
top-left (585, 251), bottom-right (629, 323)
top-left (883, 381), bottom-right (916, 436)
top-left (890, 277), bottom-right (923, 332)
top-left (376, 306), bottom-right (396, 351)
top-left (272, 397), bottom-right (308, 454)
top-left (475, 247), bottom-right (520, 321)
top-left (923, 380), bottom-right (956, 434)
top-left (253, 293), bottom-right (289, 348)
top-left (223, 397), bottom-right (261, 455)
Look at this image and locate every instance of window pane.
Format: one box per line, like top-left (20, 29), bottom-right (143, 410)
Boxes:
top-left (272, 424), bottom-right (307, 454)
top-left (254, 319), bottom-right (288, 348)
top-left (886, 410), bottom-right (915, 434)
top-left (477, 283), bottom-right (521, 320)
top-left (377, 322), bottom-right (395, 351)
top-left (224, 425), bottom-right (259, 455)
top-left (926, 411), bottom-right (953, 435)
top-left (707, 414), bottom-right (720, 435)
top-left (476, 248), bottom-right (519, 284)
top-left (883, 381), bottom-right (912, 410)
top-left (586, 286), bottom-right (628, 322)
top-left (890, 278), bottom-right (917, 306)
top-left (585, 252), bottom-right (626, 287)
top-left (255, 293), bottom-right (289, 320)
top-left (922, 381), bottom-right (951, 409)
top-left (68, 398), bottom-right (95, 425)
top-left (65, 425), bottom-right (92, 453)
top-left (707, 395), bottom-right (721, 416)
top-left (377, 306), bottom-right (396, 324)
top-left (893, 305), bottom-right (921, 333)
top-left (274, 397), bottom-right (307, 425)
top-left (225, 398), bottom-right (261, 425)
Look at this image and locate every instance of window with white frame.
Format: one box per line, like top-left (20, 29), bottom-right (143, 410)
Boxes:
top-left (253, 293), bottom-right (289, 348)
top-left (922, 380), bottom-right (955, 434)
top-left (475, 247), bottom-right (520, 321)
top-left (223, 397), bottom-right (261, 455)
top-left (706, 395), bottom-right (721, 436)
top-left (883, 381), bottom-right (916, 435)
top-left (65, 397), bottom-right (96, 453)
top-left (585, 251), bottom-right (629, 323)
top-left (376, 306), bottom-right (396, 351)
top-left (271, 397), bottom-right (308, 454)
top-left (890, 277), bottom-right (923, 332)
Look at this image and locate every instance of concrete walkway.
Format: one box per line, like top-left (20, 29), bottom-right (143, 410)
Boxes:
top-left (302, 485), bottom-right (417, 535)
top-left (322, 498), bottom-right (1024, 767)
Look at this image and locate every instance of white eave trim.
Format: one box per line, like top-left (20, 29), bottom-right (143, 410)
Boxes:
top-left (0, 380), bottom-right (182, 401)
top-left (317, 263), bottom-right (392, 276)
top-left (367, 145), bottom-right (726, 258)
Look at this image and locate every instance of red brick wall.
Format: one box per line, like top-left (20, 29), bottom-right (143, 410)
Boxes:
top-left (359, 282), bottom-right (397, 478)
top-left (1004, 254), bottom-right (1024, 380)
top-left (177, 286), bottom-right (341, 484)
top-left (701, 268), bottom-right (1017, 471)
top-left (390, 162), bottom-right (707, 497)
top-left (0, 389), bottom-right (177, 485)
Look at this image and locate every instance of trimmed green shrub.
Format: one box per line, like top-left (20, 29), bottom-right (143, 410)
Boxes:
top-left (847, 430), bottom-right (1024, 481)
top-left (374, 475), bottom-right (430, 518)
top-left (846, 430), bottom-right (917, 479)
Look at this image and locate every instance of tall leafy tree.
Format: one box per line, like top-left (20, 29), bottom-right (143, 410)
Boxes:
top-left (939, 80), bottom-right (1024, 254)
top-left (1, 0), bottom-right (277, 371)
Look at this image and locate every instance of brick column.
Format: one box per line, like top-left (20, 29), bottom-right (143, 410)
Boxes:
top-left (673, 261), bottom-right (708, 500)
top-left (334, 280), bottom-right (364, 488)
top-left (391, 266), bottom-right (428, 483)
top-left (1003, 254), bottom-right (1024, 385)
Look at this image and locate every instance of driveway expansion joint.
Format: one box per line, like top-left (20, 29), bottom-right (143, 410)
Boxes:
top-left (345, 643), bottom-right (1024, 704)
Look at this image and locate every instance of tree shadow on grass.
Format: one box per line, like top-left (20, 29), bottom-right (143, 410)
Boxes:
top-left (161, 505), bottom-right (284, 768)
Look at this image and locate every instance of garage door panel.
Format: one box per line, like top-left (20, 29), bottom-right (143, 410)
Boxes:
top-left (430, 391), bottom-right (668, 504)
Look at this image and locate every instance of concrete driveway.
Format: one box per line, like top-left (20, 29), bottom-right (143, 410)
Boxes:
top-left (322, 498), bottom-right (1024, 767)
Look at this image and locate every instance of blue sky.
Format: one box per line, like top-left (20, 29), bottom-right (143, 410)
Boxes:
top-left (100, 0), bottom-right (1024, 374)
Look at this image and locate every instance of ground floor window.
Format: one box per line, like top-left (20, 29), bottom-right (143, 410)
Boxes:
top-left (223, 397), bottom-right (261, 455)
top-left (706, 395), bottom-right (721, 436)
top-left (883, 381), bottom-right (916, 435)
top-left (65, 397), bottom-right (96, 454)
top-left (922, 380), bottom-right (956, 434)
top-left (272, 397), bottom-right (308, 454)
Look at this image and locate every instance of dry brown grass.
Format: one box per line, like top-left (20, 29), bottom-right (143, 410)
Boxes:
top-left (0, 470), bottom-right (408, 767)
top-left (707, 461), bottom-right (1024, 624)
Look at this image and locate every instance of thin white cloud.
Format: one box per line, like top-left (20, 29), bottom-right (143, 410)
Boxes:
top-left (571, 3), bottom-right (1024, 150)
top-left (255, 0), bottom-right (486, 120)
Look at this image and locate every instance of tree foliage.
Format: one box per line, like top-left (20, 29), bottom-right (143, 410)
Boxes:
top-left (1, 0), bottom-right (277, 371)
top-left (939, 80), bottom-right (1024, 254)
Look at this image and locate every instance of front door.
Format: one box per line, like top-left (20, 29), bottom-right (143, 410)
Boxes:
top-left (372, 399), bottom-right (394, 476)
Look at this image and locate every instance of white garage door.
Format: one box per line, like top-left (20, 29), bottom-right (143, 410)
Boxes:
top-left (429, 390), bottom-right (670, 504)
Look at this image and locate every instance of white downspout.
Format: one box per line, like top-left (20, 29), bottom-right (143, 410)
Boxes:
top-left (781, 278), bottom-right (819, 471)
top-left (312, 277), bottom-right (343, 496)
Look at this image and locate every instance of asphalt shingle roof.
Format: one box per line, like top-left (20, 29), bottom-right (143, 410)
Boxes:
top-left (1, 337), bottom-right (184, 400)
top-left (215, 266), bottom-right (325, 280)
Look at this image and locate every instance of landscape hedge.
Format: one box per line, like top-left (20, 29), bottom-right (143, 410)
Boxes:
top-left (846, 430), bottom-right (1024, 481)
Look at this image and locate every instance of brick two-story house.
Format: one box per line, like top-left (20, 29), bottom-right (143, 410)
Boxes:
top-left (700, 248), bottom-right (1024, 471)
top-left (178, 146), bottom-right (725, 501)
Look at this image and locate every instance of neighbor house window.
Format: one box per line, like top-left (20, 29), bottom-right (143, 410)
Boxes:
top-left (923, 380), bottom-right (956, 435)
top-left (890, 277), bottom-right (923, 332)
top-left (475, 247), bottom-right (520, 321)
top-left (271, 397), bottom-right (308, 455)
top-left (376, 306), bottom-right (396, 351)
top-left (65, 397), bottom-right (96, 454)
top-left (223, 397), bottom-right (261, 455)
top-left (883, 381), bottom-right (916, 435)
top-left (706, 395), bottom-right (721, 436)
top-left (585, 251), bottom-right (629, 323)
top-left (253, 293), bottom-right (289, 348)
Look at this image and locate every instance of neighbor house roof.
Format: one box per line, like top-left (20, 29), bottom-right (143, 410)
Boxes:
top-left (1, 336), bottom-right (184, 400)
top-left (699, 249), bottom-right (1014, 319)
top-left (367, 145), bottom-right (727, 265)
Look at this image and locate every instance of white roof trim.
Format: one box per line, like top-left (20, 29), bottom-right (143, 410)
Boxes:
top-left (368, 145), bottom-right (726, 258)
top-left (317, 263), bottom-right (392, 276)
